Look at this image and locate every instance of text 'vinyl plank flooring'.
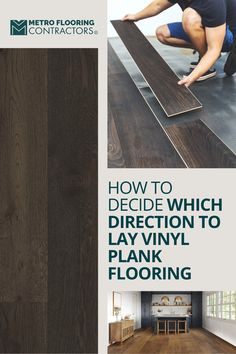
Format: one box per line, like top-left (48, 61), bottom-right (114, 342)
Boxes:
top-left (111, 20), bottom-right (202, 117)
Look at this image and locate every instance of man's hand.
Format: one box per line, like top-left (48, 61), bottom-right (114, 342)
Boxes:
top-left (122, 1), bottom-right (172, 22)
top-left (178, 75), bottom-right (194, 87)
top-left (122, 14), bottom-right (137, 21)
top-left (178, 25), bottom-right (226, 87)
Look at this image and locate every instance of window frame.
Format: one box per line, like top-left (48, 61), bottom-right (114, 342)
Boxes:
top-left (206, 291), bottom-right (236, 322)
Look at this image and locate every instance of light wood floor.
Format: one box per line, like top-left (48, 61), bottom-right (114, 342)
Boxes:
top-left (108, 328), bottom-right (236, 354)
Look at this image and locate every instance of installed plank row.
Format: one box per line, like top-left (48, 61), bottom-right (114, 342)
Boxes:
top-left (166, 120), bottom-right (236, 168)
top-left (0, 48), bottom-right (48, 354)
top-left (108, 328), bottom-right (236, 354)
top-left (0, 49), bottom-right (98, 353)
top-left (47, 49), bottom-right (98, 353)
top-left (108, 43), bottom-right (236, 168)
top-left (108, 43), bottom-right (186, 168)
top-left (111, 20), bottom-right (202, 117)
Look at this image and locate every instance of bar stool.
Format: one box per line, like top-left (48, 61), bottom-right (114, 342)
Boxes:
top-left (157, 320), bottom-right (166, 334)
top-left (178, 320), bottom-right (187, 333)
top-left (167, 320), bottom-right (176, 334)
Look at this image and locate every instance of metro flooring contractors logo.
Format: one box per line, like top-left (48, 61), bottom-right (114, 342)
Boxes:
top-left (10, 19), bottom-right (97, 36)
top-left (10, 20), bottom-right (28, 35)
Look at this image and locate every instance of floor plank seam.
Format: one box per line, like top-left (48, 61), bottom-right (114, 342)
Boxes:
top-left (111, 20), bottom-right (202, 117)
top-left (108, 41), bottom-right (236, 168)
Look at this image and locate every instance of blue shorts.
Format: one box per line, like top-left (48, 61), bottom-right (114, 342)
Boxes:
top-left (167, 22), bottom-right (233, 52)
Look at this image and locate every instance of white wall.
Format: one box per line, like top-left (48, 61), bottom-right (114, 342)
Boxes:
top-left (108, 291), bottom-right (141, 329)
top-left (108, 0), bottom-right (182, 37)
top-left (202, 292), bottom-right (236, 347)
top-left (107, 291), bottom-right (141, 346)
top-left (152, 294), bottom-right (191, 315)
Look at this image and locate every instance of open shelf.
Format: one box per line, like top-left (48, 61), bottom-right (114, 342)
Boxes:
top-left (152, 305), bottom-right (192, 307)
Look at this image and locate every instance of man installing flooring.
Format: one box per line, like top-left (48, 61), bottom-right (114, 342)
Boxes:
top-left (123, 0), bottom-right (236, 86)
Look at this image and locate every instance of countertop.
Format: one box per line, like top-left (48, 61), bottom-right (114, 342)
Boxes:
top-left (153, 314), bottom-right (190, 318)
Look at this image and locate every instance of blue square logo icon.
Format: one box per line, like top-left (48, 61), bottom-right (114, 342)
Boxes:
top-left (10, 20), bottom-right (28, 35)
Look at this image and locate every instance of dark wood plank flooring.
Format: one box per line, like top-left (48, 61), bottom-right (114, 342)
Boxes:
top-left (108, 328), bottom-right (236, 354)
top-left (0, 49), bottom-right (48, 304)
top-left (47, 49), bottom-right (98, 354)
top-left (0, 49), bottom-right (98, 353)
top-left (0, 303), bottom-right (47, 353)
top-left (166, 120), bottom-right (236, 168)
top-left (111, 20), bottom-right (202, 117)
top-left (108, 103), bottom-right (126, 168)
top-left (108, 43), bottom-right (186, 168)
top-left (0, 49), bottom-right (48, 353)
top-left (108, 42), bottom-right (236, 168)
top-left (109, 37), bottom-right (236, 153)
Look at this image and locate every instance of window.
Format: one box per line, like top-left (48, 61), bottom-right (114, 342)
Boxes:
top-left (206, 291), bottom-right (236, 321)
top-left (220, 291), bottom-right (236, 320)
top-left (207, 292), bottom-right (217, 317)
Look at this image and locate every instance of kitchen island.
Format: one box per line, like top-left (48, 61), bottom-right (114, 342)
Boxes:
top-left (152, 315), bottom-right (191, 334)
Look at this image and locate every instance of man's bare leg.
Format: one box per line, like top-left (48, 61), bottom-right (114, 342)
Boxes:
top-left (156, 9), bottom-right (207, 57)
top-left (156, 24), bottom-right (193, 48)
top-left (182, 8), bottom-right (207, 58)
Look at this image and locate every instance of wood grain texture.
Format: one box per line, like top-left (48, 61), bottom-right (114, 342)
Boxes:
top-left (111, 20), bottom-right (202, 117)
top-left (110, 37), bottom-right (236, 153)
top-left (108, 103), bottom-right (126, 168)
top-left (166, 120), bottom-right (236, 168)
top-left (108, 42), bottom-right (236, 168)
top-left (0, 303), bottom-right (47, 353)
top-left (47, 49), bottom-right (98, 353)
top-left (0, 49), bottom-right (98, 353)
top-left (108, 328), bottom-right (236, 354)
top-left (108, 44), bottom-right (186, 168)
top-left (0, 49), bottom-right (47, 353)
top-left (0, 49), bottom-right (48, 303)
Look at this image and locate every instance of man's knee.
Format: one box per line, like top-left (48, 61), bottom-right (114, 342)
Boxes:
top-left (156, 25), bottom-right (170, 44)
top-left (182, 8), bottom-right (202, 34)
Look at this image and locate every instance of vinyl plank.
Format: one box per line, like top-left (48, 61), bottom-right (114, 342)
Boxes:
top-left (108, 44), bottom-right (126, 168)
top-left (111, 20), bottom-right (202, 117)
top-left (0, 49), bottom-right (47, 353)
top-left (108, 103), bottom-right (126, 168)
top-left (108, 44), bottom-right (186, 168)
top-left (166, 120), bottom-right (236, 168)
top-left (0, 48), bottom-right (98, 353)
top-left (108, 329), bottom-right (152, 354)
top-left (148, 39), bottom-right (236, 152)
top-left (111, 37), bottom-right (236, 153)
top-left (108, 40), bottom-right (128, 75)
top-left (108, 328), bottom-right (236, 354)
top-left (108, 41), bottom-right (127, 77)
top-left (47, 49), bottom-right (98, 353)
top-left (0, 49), bottom-right (47, 302)
top-left (0, 303), bottom-right (47, 353)
top-left (109, 41), bottom-right (236, 168)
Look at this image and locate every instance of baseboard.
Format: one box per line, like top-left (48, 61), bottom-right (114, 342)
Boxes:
top-left (202, 327), bottom-right (236, 348)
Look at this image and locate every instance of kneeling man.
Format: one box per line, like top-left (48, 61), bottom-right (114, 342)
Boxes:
top-left (123, 0), bottom-right (236, 86)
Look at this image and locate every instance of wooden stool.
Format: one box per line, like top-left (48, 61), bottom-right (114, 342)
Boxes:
top-left (157, 320), bottom-right (166, 334)
top-left (178, 320), bottom-right (187, 333)
top-left (167, 320), bottom-right (176, 334)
